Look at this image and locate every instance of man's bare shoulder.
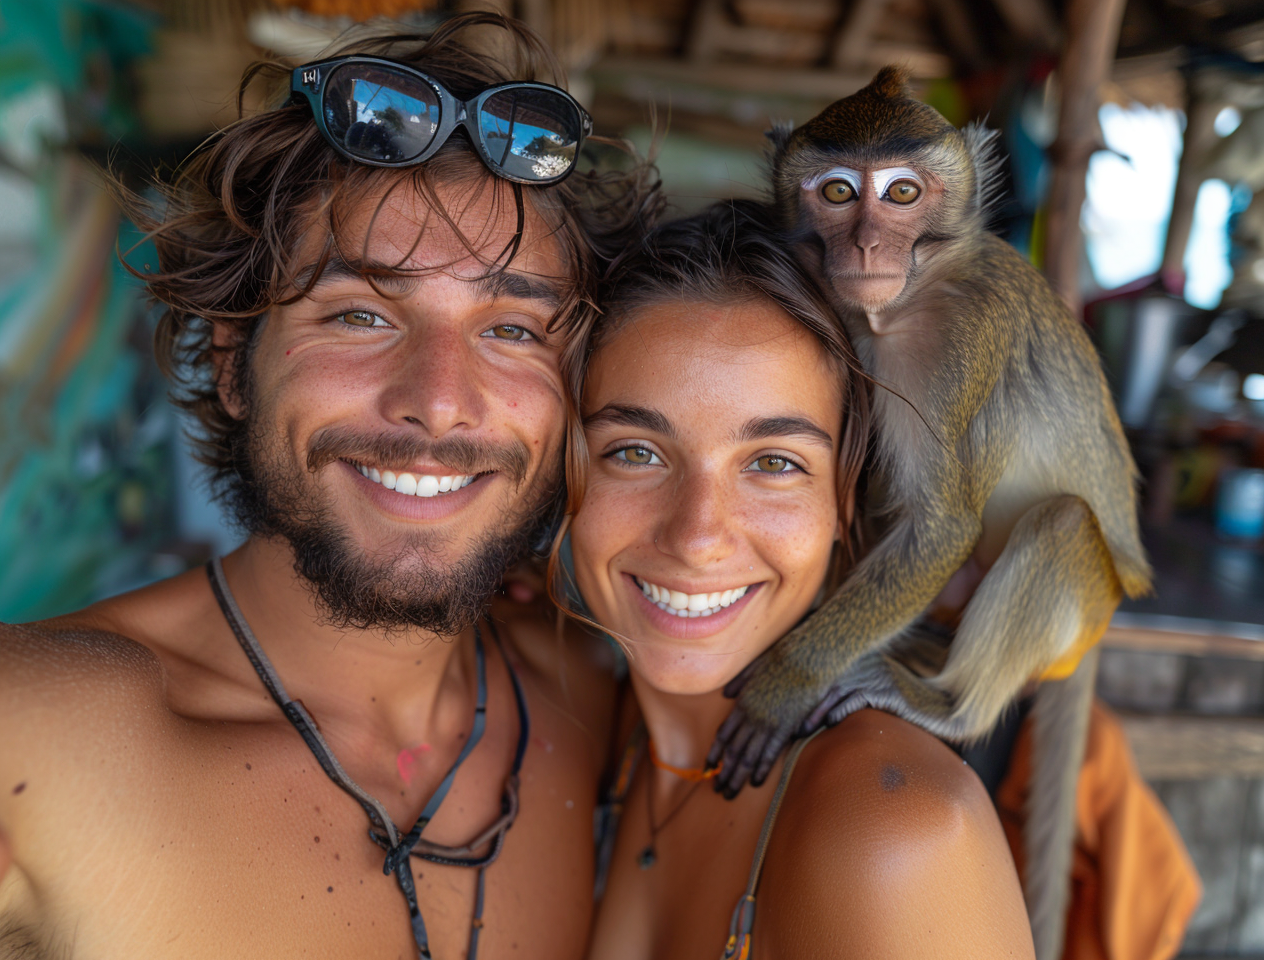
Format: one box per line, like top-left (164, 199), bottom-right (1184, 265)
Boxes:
top-left (0, 564), bottom-right (240, 740)
top-left (489, 596), bottom-right (618, 761)
top-left (492, 595), bottom-right (615, 679)
top-left (0, 618), bottom-right (164, 706)
top-left (759, 710), bottom-right (1034, 958)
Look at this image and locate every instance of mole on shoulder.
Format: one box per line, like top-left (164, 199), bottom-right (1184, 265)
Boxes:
top-left (879, 765), bottom-right (907, 792)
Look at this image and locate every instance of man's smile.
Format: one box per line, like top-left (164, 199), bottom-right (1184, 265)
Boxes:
top-left (347, 459), bottom-right (482, 498)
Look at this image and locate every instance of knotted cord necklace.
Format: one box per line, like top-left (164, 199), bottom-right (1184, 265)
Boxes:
top-left (207, 558), bottom-right (529, 959)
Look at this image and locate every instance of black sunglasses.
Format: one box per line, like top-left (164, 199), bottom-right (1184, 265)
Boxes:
top-left (290, 55), bottom-right (593, 185)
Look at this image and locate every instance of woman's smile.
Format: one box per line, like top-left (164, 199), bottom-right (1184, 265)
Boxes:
top-left (624, 573), bottom-right (762, 639)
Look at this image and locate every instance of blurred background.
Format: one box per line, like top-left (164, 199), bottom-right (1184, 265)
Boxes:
top-left (3, 0), bottom-right (1264, 952)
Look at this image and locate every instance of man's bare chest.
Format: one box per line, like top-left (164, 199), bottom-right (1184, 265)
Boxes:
top-left (8, 706), bottom-right (597, 960)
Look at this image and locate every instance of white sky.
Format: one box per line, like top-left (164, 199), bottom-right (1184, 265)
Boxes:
top-left (1085, 102), bottom-right (1234, 308)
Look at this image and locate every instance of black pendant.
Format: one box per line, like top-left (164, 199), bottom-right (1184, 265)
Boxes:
top-left (638, 845), bottom-right (657, 869)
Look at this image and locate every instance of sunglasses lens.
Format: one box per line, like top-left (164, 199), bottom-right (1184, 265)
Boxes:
top-left (322, 63), bottom-right (441, 164)
top-left (478, 88), bottom-right (582, 182)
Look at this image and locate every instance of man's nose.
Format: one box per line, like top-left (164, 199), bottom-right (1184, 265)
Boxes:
top-left (654, 469), bottom-right (737, 568)
top-left (380, 325), bottom-right (484, 436)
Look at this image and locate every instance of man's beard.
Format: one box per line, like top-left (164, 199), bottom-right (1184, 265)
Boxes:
top-left (223, 411), bottom-right (562, 636)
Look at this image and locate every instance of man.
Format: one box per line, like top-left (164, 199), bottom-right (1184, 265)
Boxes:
top-left (0, 13), bottom-right (657, 959)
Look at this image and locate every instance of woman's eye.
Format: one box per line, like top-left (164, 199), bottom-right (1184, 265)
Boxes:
top-left (749, 455), bottom-right (798, 474)
top-left (610, 446), bottom-right (661, 466)
top-left (484, 323), bottom-right (535, 342)
top-left (337, 310), bottom-right (388, 328)
top-left (885, 180), bottom-right (921, 204)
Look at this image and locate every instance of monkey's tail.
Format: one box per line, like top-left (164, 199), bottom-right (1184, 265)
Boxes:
top-left (1025, 649), bottom-right (1097, 960)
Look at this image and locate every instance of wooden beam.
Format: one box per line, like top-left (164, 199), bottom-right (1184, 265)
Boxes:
top-left (923, 0), bottom-right (988, 70)
top-left (1160, 83), bottom-right (1222, 293)
top-left (988, 0), bottom-right (1060, 50)
top-left (1041, 0), bottom-right (1128, 315)
top-left (592, 54), bottom-right (896, 102)
top-left (831, 0), bottom-right (890, 70)
top-left (1103, 622), bottom-right (1264, 662)
top-left (685, 0), bottom-right (728, 61)
top-left (1118, 713), bottom-right (1264, 780)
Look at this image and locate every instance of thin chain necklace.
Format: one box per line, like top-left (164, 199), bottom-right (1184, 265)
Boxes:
top-left (637, 739), bottom-right (721, 869)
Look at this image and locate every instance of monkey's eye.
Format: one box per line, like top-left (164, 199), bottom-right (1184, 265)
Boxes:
top-left (820, 179), bottom-right (856, 204)
top-left (885, 180), bottom-right (921, 204)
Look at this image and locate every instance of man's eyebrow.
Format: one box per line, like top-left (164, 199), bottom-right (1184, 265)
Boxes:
top-left (734, 415), bottom-right (835, 449)
top-left (473, 270), bottom-right (564, 309)
top-left (583, 404), bottom-right (677, 439)
top-left (292, 258), bottom-right (564, 308)
top-left (294, 257), bottom-right (417, 293)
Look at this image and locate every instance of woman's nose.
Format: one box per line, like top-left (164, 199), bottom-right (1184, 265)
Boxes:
top-left (654, 469), bottom-right (737, 567)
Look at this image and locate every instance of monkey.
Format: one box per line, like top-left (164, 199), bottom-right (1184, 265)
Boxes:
top-left (706, 67), bottom-right (1151, 960)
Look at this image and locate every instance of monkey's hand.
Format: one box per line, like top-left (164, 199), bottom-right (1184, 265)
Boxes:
top-left (707, 640), bottom-right (865, 798)
top-left (708, 643), bottom-right (962, 798)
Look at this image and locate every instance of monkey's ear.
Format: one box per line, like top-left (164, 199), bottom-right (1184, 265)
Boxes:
top-left (963, 122), bottom-right (1004, 215)
top-left (865, 65), bottom-right (912, 100)
top-left (765, 120), bottom-right (794, 153)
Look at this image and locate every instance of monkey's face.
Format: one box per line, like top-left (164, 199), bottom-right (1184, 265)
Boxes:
top-left (795, 163), bottom-right (943, 325)
top-left (568, 296), bottom-right (848, 697)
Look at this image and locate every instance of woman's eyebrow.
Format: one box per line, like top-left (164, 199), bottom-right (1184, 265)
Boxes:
top-left (583, 403), bottom-right (677, 439)
top-left (734, 415), bottom-right (835, 449)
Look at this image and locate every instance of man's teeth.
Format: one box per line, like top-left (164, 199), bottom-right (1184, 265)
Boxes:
top-left (356, 464), bottom-right (476, 498)
top-left (635, 578), bottom-right (750, 618)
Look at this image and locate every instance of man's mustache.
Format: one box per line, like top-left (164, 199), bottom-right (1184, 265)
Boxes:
top-left (307, 428), bottom-right (530, 487)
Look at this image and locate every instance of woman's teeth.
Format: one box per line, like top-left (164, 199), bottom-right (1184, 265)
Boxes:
top-left (635, 578), bottom-right (750, 618)
top-left (355, 464), bottom-right (477, 498)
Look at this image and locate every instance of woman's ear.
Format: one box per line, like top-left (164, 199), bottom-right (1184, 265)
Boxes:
top-left (211, 322), bottom-right (247, 420)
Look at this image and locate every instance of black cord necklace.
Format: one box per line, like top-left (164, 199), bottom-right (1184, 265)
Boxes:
top-left (637, 739), bottom-right (721, 869)
top-left (638, 773), bottom-right (708, 869)
top-left (207, 558), bottom-right (529, 960)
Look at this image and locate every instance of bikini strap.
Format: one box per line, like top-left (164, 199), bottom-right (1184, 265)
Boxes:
top-left (721, 727), bottom-right (826, 960)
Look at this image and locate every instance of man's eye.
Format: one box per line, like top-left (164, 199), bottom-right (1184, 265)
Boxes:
top-left (610, 446), bottom-right (661, 466)
top-left (748, 455), bottom-right (799, 474)
top-left (336, 310), bottom-right (388, 328)
top-left (485, 323), bottom-right (535, 342)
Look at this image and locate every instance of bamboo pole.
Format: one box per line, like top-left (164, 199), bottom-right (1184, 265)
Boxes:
top-left (1160, 85), bottom-right (1223, 295)
top-left (1041, 0), bottom-right (1129, 316)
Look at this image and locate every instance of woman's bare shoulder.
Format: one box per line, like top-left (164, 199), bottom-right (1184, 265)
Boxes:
top-left (757, 709), bottom-right (1034, 959)
top-left (788, 708), bottom-right (989, 825)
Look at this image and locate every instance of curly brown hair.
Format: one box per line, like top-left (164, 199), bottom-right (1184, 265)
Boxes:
top-left (119, 11), bottom-right (661, 508)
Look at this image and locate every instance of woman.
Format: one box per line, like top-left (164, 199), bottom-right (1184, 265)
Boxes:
top-left (553, 201), bottom-right (1036, 959)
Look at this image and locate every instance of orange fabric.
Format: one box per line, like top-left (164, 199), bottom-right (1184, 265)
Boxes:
top-left (995, 701), bottom-right (1202, 960)
top-left (1038, 618), bottom-right (1108, 681)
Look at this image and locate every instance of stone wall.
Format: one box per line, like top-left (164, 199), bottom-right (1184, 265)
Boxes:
top-left (1097, 646), bottom-right (1264, 956)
